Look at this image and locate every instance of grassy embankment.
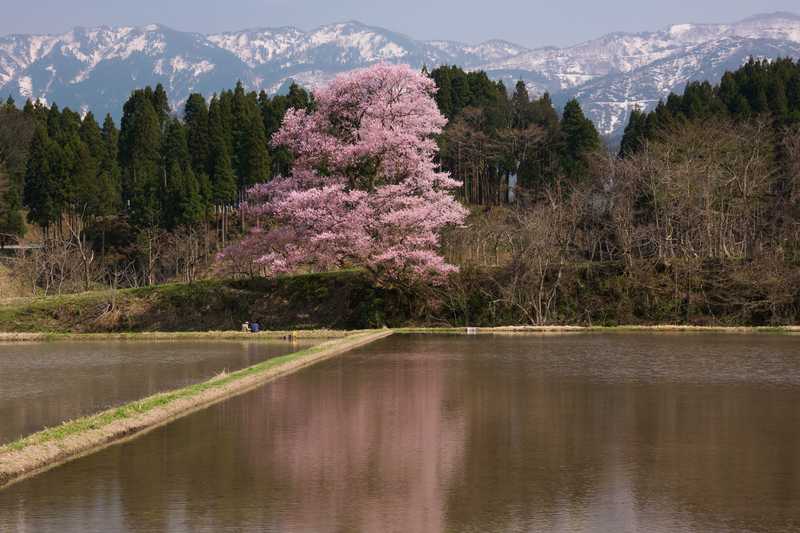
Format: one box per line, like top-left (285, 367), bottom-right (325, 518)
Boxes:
top-left (2, 263), bottom-right (799, 332)
top-left (0, 270), bottom-right (395, 333)
top-left (0, 330), bottom-right (351, 342)
top-left (0, 329), bottom-right (392, 490)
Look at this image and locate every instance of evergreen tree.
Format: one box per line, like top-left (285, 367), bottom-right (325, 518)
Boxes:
top-left (619, 108), bottom-right (647, 157)
top-left (93, 114), bottom-right (122, 216)
top-left (286, 82), bottom-right (312, 111)
top-left (196, 171), bottom-right (213, 219)
top-left (450, 70), bottom-right (472, 117)
top-left (151, 84), bottom-right (171, 130)
top-left (511, 80), bottom-right (532, 129)
top-left (208, 94), bottom-right (237, 204)
top-left (23, 99), bottom-right (48, 126)
top-left (560, 99), bottom-right (600, 181)
top-left (162, 119), bottom-right (190, 171)
top-left (211, 148), bottom-right (237, 205)
top-left (184, 93), bottom-right (211, 176)
top-left (0, 102), bottom-right (33, 242)
top-left (626, 57), bottom-right (800, 145)
top-left (119, 89), bottom-right (163, 228)
top-left (160, 118), bottom-right (204, 228)
top-left (167, 166), bottom-right (203, 228)
top-left (432, 68), bottom-right (453, 119)
top-left (258, 83), bottom-right (311, 176)
top-left (240, 114), bottom-right (270, 188)
top-left (24, 126), bottom-right (58, 230)
top-left (46, 104), bottom-right (62, 138)
top-left (0, 162), bottom-right (25, 246)
top-left (66, 139), bottom-right (100, 217)
top-left (80, 112), bottom-right (104, 157)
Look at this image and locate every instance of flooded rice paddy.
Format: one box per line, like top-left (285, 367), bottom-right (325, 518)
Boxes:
top-left (1, 333), bottom-right (799, 532)
top-left (0, 339), bottom-right (314, 444)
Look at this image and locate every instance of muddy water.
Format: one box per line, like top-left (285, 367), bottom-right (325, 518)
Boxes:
top-left (1, 333), bottom-right (799, 532)
top-left (0, 339), bottom-right (314, 444)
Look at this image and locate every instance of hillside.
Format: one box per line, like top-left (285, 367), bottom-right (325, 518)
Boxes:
top-left (1, 260), bottom-right (797, 333)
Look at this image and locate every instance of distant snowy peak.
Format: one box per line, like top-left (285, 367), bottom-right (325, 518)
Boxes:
top-left (1, 13), bottom-right (799, 136)
top-left (562, 36), bottom-right (800, 135)
top-left (207, 27), bottom-right (305, 67)
top-left (207, 21), bottom-right (528, 69)
top-left (482, 11), bottom-right (800, 92)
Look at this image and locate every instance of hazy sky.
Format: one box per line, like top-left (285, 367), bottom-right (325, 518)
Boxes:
top-left (2, 0), bottom-right (798, 47)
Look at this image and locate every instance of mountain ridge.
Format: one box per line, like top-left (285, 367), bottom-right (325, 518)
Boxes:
top-left (2, 12), bottom-right (799, 136)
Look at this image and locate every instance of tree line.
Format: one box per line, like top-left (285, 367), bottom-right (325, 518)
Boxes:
top-left (1, 58), bottom-right (799, 326)
top-left (430, 65), bottom-right (600, 204)
top-left (1, 66), bottom-right (601, 263)
top-left (12, 82), bottom-right (313, 235)
top-left (620, 57), bottom-right (800, 155)
top-left (0, 82), bottom-right (312, 290)
top-left (438, 57), bottom-right (800, 325)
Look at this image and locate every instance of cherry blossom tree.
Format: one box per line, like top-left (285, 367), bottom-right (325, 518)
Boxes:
top-left (219, 64), bottom-right (467, 283)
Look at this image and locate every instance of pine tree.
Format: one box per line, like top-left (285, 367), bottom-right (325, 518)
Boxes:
top-left (560, 99), bottom-right (600, 181)
top-left (162, 119), bottom-right (190, 171)
top-left (432, 68), bottom-right (453, 119)
top-left (23, 99), bottom-right (48, 125)
top-left (208, 95), bottom-right (237, 204)
top-left (619, 108), bottom-right (647, 157)
top-left (196, 171), bottom-right (213, 220)
top-left (151, 84), bottom-right (171, 130)
top-left (767, 79), bottom-right (789, 118)
top-left (170, 166), bottom-right (203, 228)
top-left (531, 93), bottom-right (560, 130)
top-left (46, 104), bottom-right (62, 138)
top-left (161, 119), bottom-right (200, 229)
top-left (243, 116), bottom-right (271, 187)
top-left (211, 148), bottom-right (237, 205)
top-left (511, 80), bottom-right (532, 129)
top-left (98, 114), bottom-right (122, 213)
top-left (184, 93), bottom-right (211, 176)
top-left (79, 112), bottom-right (104, 158)
top-left (451, 67), bottom-right (472, 116)
top-left (286, 82), bottom-right (313, 112)
top-left (119, 89), bottom-right (163, 228)
top-left (0, 162), bottom-right (25, 246)
top-left (24, 126), bottom-right (58, 231)
top-left (0, 101), bottom-right (34, 243)
top-left (67, 139), bottom-right (100, 217)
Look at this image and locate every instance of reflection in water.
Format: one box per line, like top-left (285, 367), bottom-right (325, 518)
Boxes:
top-left (0, 333), bottom-right (799, 532)
top-left (0, 339), bottom-right (313, 444)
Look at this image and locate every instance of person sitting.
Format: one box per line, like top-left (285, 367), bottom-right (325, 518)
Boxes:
top-left (250, 321), bottom-right (261, 333)
top-left (241, 321), bottom-right (250, 332)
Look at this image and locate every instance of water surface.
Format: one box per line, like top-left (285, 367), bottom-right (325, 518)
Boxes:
top-left (0, 339), bottom-right (314, 444)
top-left (1, 333), bottom-right (799, 532)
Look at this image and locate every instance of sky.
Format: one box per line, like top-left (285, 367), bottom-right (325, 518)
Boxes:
top-left (2, 0), bottom-right (799, 47)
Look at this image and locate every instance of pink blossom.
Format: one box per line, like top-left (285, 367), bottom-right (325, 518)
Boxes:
top-left (220, 63), bottom-right (467, 283)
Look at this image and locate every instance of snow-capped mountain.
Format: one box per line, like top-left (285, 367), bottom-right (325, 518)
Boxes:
top-left (1, 13), bottom-right (799, 136)
top-left (562, 37), bottom-right (800, 134)
top-left (204, 22), bottom-right (528, 94)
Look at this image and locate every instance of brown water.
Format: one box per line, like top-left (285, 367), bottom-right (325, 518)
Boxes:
top-left (1, 333), bottom-right (799, 532)
top-left (0, 339), bottom-right (314, 444)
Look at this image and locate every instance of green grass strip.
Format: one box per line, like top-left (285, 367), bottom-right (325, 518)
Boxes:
top-left (0, 331), bottom-right (381, 456)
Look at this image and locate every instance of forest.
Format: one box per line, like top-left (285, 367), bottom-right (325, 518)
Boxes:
top-left (0, 58), bottom-right (799, 326)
